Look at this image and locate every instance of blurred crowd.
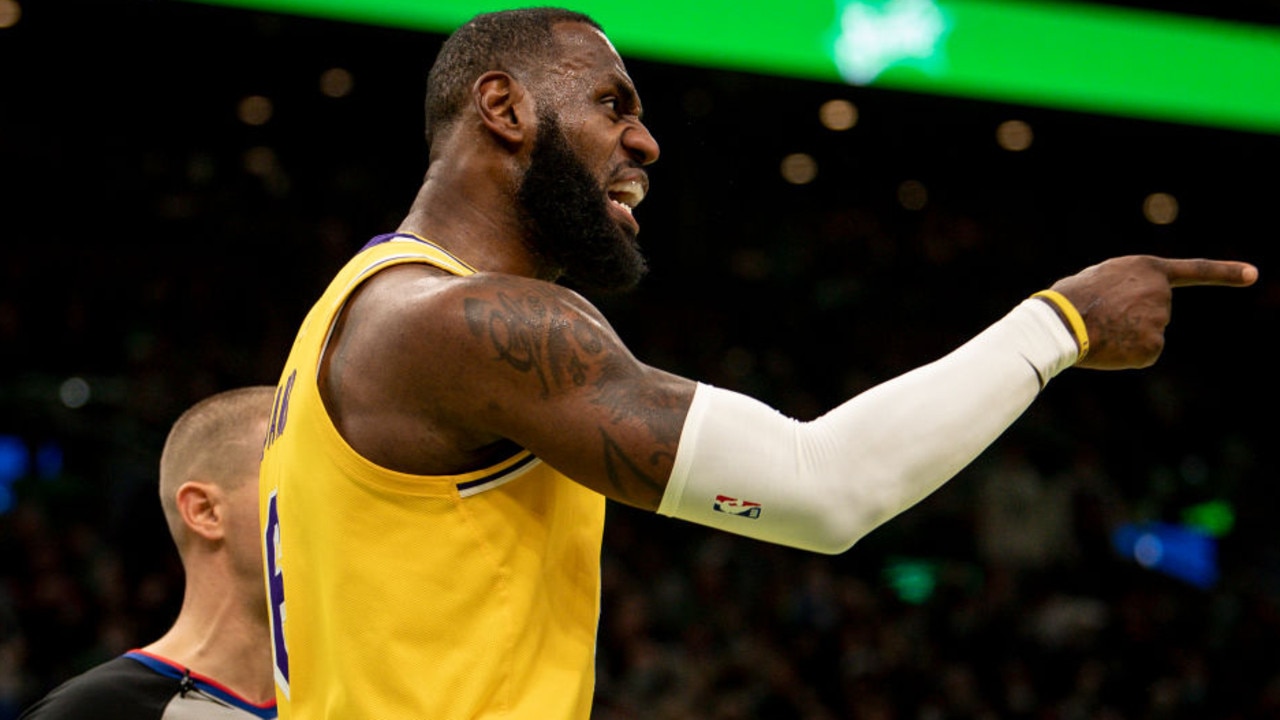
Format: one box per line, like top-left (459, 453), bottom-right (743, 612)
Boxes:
top-left (3, 425), bottom-right (1280, 719)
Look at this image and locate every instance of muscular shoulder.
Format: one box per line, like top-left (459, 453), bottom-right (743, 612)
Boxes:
top-left (346, 267), bottom-right (625, 378)
top-left (362, 266), bottom-right (610, 333)
top-left (324, 267), bottom-right (635, 472)
top-left (453, 273), bottom-right (624, 360)
top-left (19, 657), bottom-right (173, 720)
top-left (378, 266), bottom-right (609, 330)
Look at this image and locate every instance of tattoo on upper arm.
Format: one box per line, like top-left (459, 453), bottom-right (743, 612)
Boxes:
top-left (464, 288), bottom-right (609, 397)
top-left (463, 285), bottom-right (686, 501)
top-left (599, 427), bottom-right (668, 504)
top-left (592, 381), bottom-right (684, 448)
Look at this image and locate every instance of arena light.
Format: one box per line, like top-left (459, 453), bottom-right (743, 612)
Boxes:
top-left (1112, 521), bottom-right (1219, 589)
top-left (175, 0), bottom-right (1280, 135)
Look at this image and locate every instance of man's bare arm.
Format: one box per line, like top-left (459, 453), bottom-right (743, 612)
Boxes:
top-left (328, 255), bottom-right (1258, 548)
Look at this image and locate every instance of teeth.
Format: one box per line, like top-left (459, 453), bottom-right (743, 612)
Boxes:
top-left (608, 180), bottom-right (645, 210)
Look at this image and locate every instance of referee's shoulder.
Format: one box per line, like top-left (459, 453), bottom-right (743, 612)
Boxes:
top-left (18, 655), bottom-right (172, 720)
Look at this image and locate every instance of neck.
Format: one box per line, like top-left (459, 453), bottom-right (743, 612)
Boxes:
top-left (397, 160), bottom-right (560, 282)
top-left (141, 571), bottom-right (275, 704)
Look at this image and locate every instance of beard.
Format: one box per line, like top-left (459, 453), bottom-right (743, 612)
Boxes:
top-left (515, 110), bottom-right (648, 295)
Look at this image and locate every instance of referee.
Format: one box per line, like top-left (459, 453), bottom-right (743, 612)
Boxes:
top-left (18, 387), bottom-right (279, 720)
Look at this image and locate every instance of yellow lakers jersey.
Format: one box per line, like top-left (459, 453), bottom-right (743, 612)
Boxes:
top-left (259, 233), bottom-right (607, 719)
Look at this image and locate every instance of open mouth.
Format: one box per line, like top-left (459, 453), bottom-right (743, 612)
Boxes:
top-left (607, 179), bottom-right (646, 217)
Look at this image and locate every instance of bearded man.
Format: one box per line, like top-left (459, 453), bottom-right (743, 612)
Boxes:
top-left (258, 7), bottom-right (1257, 719)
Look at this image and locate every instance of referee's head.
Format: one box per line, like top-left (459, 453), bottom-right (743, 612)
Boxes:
top-left (158, 386), bottom-right (275, 576)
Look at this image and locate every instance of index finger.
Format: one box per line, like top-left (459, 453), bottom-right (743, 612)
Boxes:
top-left (1159, 258), bottom-right (1259, 288)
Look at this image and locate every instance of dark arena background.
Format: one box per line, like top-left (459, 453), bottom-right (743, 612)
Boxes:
top-left (3, 0), bottom-right (1280, 717)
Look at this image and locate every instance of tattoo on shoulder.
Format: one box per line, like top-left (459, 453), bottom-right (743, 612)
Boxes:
top-left (463, 283), bottom-right (684, 505)
top-left (463, 287), bottom-right (609, 396)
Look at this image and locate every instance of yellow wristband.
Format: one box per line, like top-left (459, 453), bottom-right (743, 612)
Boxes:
top-left (1031, 290), bottom-right (1089, 362)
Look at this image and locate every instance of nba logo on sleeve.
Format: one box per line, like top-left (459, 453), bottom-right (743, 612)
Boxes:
top-left (714, 495), bottom-right (762, 519)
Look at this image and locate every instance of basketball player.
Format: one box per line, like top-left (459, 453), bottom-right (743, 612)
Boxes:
top-left (258, 7), bottom-right (1258, 719)
top-left (20, 387), bottom-right (278, 719)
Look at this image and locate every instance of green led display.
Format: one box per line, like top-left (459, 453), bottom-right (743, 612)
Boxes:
top-left (1182, 500), bottom-right (1235, 537)
top-left (177, 0), bottom-right (1280, 134)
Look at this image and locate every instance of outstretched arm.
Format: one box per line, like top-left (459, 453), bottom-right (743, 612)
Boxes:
top-left (338, 256), bottom-right (1255, 553)
top-left (655, 255), bottom-right (1257, 553)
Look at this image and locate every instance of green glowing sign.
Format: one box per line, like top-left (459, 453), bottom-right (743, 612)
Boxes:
top-left (883, 556), bottom-right (940, 604)
top-left (177, 0), bottom-right (1280, 134)
top-left (1182, 499), bottom-right (1235, 537)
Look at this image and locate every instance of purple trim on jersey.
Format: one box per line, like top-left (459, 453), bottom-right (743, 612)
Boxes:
top-left (356, 233), bottom-right (476, 272)
top-left (456, 452), bottom-right (540, 492)
top-left (124, 651), bottom-right (278, 719)
top-left (358, 232), bottom-right (403, 252)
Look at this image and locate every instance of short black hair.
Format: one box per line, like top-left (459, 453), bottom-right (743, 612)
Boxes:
top-left (424, 7), bottom-right (602, 151)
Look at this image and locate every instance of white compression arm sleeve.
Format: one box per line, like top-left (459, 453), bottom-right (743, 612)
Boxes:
top-left (657, 298), bottom-right (1080, 554)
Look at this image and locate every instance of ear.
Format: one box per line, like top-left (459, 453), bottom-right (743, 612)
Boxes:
top-left (175, 481), bottom-right (226, 542)
top-left (473, 70), bottom-right (532, 145)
